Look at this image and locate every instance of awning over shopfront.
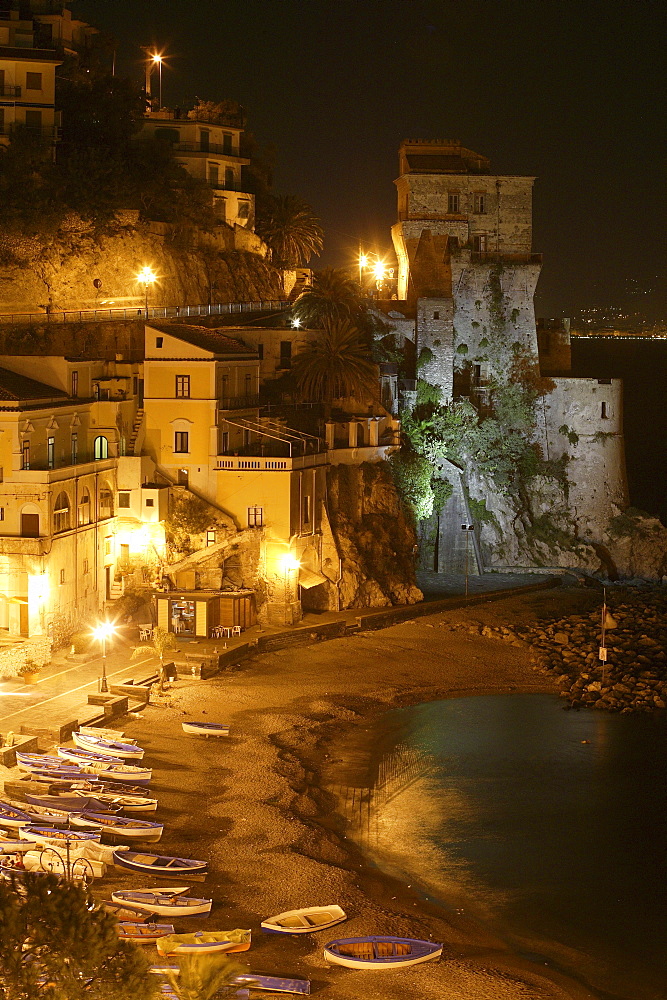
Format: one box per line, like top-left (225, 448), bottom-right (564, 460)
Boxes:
top-left (298, 567), bottom-right (328, 589)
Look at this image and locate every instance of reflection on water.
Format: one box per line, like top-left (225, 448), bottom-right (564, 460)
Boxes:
top-left (324, 694), bottom-right (667, 1000)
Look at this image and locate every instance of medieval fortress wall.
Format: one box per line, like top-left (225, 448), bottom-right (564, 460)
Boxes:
top-left (389, 139), bottom-right (629, 567)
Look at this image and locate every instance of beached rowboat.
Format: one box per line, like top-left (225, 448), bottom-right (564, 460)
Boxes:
top-left (156, 929), bottom-right (251, 955)
top-left (24, 791), bottom-right (117, 812)
top-left (18, 826), bottom-right (101, 847)
top-left (55, 751), bottom-right (152, 785)
top-left (323, 936), bottom-right (443, 969)
top-left (117, 922), bottom-right (175, 943)
top-left (111, 889), bottom-right (212, 917)
top-left (73, 732), bottom-right (145, 760)
top-left (181, 720), bottom-right (230, 738)
top-left (112, 850), bottom-right (208, 877)
top-left (261, 905), bottom-right (346, 935)
top-left (70, 813), bottom-right (163, 842)
top-left (78, 726), bottom-right (133, 743)
top-left (70, 789), bottom-right (158, 813)
top-left (0, 801), bottom-right (34, 829)
top-left (0, 833), bottom-right (33, 853)
top-left (234, 975), bottom-right (311, 994)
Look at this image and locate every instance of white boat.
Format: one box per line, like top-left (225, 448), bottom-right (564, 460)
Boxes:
top-left (23, 850), bottom-right (107, 879)
top-left (70, 789), bottom-right (158, 813)
top-left (73, 732), bottom-right (145, 760)
top-left (70, 813), bottom-right (163, 842)
top-left (56, 750), bottom-right (152, 785)
top-left (181, 720), bottom-right (230, 738)
top-left (111, 889), bottom-right (212, 918)
top-left (156, 929), bottom-right (251, 955)
top-left (0, 833), bottom-right (33, 853)
top-left (78, 726), bottom-right (134, 743)
top-left (117, 922), bottom-right (175, 943)
top-left (261, 905), bottom-right (347, 935)
top-left (112, 850), bottom-right (207, 877)
top-left (323, 936), bottom-right (443, 969)
top-left (18, 826), bottom-right (101, 847)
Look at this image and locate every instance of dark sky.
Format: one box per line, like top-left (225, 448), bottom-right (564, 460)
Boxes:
top-left (74, 0), bottom-right (666, 321)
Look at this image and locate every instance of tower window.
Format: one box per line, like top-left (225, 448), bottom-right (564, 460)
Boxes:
top-left (474, 193), bottom-right (486, 214)
top-left (433, 311), bottom-right (439, 320)
top-left (601, 402), bottom-right (608, 419)
top-left (248, 506), bottom-right (263, 527)
top-left (448, 192), bottom-right (460, 214)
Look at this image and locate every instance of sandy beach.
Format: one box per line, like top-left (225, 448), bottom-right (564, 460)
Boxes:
top-left (112, 583), bottom-right (605, 999)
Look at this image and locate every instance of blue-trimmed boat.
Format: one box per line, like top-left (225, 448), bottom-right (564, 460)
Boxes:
top-left (70, 813), bottom-right (163, 842)
top-left (235, 975), bottom-right (311, 994)
top-left (113, 849), bottom-right (208, 877)
top-left (73, 732), bottom-right (145, 760)
top-left (181, 720), bottom-right (230, 737)
top-left (18, 826), bottom-right (101, 847)
top-left (0, 801), bottom-right (33, 829)
top-left (323, 936), bottom-right (443, 969)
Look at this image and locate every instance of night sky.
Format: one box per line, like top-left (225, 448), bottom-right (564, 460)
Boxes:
top-left (74, 0), bottom-right (666, 321)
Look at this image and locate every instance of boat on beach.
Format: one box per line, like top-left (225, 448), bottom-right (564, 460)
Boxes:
top-left (111, 888), bottom-right (212, 917)
top-left (70, 789), bottom-right (158, 813)
top-left (0, 801), bottom-right (34, 828)
top-left (234, 975), bottom-right (311, 994)
top-left (78, 726), bottom-right (133, 743)
top-left (181, 720), bottom-right (230, 737)
top-left (24, 791), bottom-right (119, 812)
top-left (70, 813), bottom-right (163, 841)
top-left (117, 922), bottom-right (175, 943)
top-left (0, 833), bottom-right (33, 853)
top-left (156, 928), bottom-right (251, 955)
top-left (112, 849), bottom-right (208, 877)
top-left (73, 732), bottom-right (145, 760)
top-left (261, 904), bottom-right (346, 934)
top-left (55, 751), bottom-right (152, 785)
top-left (323, 936), bottom-right (443, 969)
top-left (18, 825), bottom-right (101, 847)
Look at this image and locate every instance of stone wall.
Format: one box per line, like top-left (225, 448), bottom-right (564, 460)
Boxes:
top-left (416, 297), bottom-right (454, 399)
top-left (0, 221), bottom-right (283, 314)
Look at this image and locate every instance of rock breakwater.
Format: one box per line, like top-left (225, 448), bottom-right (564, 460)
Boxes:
top-left (446, 587), bottom-right (667, 713)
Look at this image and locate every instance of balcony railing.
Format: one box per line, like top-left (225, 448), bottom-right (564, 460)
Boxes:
top-left (0, 298), bottom-right (286, 327)
top-left (173, 141), bottom-right (242, 157)
top-left (0, 124), bottom-right (60, 140)
top-left (218, 394), bottom-right (260, 411)
top-left (0, 85), bottom-right (21, 98)
top-left (146, 109), bottom-right (245, 128)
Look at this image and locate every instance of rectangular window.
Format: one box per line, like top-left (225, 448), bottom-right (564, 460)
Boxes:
top-left (474, 192), bottom-right (486, 214)
top-left (175, 375), bottom-right (190, 398)
top-left (25, 72), bottom-right (42, 90)
top-left (200, 129), bottom-right (210, 152)
top-left (59, 568), bottom-right (65, 585)
top-left (118, 491), bottom-right (130, 508)
top-left (24, 109), bottom-right (42, 129)
top-left (448, 192), bottom-right (460, 214)
top-left (257, 343), bottom-right (264, 360)
top-left (208, 163), bottom-right (219, 186)
top-left (155, 336), bottom-right (163, 348)
top-left (279, 341), bottom-right (292, 369)
top-left (222, 133), bottom-right (232, 155)
top-left (0, 108), bottom-right (4, 132)
top-left (224, 167), bottom-right (234, 189)
top-left (105, 537), bottom-right (111, 556)
top-left (243, 428), bottom-right (251, 447)
top-left (22, 440), bottom-right (30, 470)
top-left (303, 494), bottom-right (312, 526)
top-left (174, 431), bottom-right (189, 453)
top-left (206, 530), bottom-right (216, 546)
top-left (0, 508), bottom-right (4, 521)
top-left (47, 437), bottom-right (55, 469)
top-left (248, 506), bottom-right (263, 527)
top-left (71, 433), bottom-right (78, 466)
top-left (601, 402), bottom-right (608, 419)
top-left (145, 497), bottom-right (154, 507)
top-left (473, 234), bottom-right (488, 252)
top-left (71, 370), bottom-right (78, 397)
top-left (244, 373), bottom-right (252, 395)
top-left (220, 430), bottom-right (229, 453)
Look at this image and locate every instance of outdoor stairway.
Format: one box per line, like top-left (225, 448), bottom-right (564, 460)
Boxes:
top-left (128, 408), bottom-right (144, 455)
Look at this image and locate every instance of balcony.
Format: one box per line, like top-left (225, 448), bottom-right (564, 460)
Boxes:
top-left (173, 141), bottom-right (246, 158)
top-left (0, 124), bottom-right (60, 141)
top-left (146, 109), bottom-right (246, 129)
top-left (209, 182), bottom-right (250, 194)
top-left (216, 452), bottom-right (328, 472)
top-left (218, 394), bottom-right (260, 411)
top-left (0, 85), bottom-right (21, 98)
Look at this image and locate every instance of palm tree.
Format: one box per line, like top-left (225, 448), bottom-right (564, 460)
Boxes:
top-left (165, 953), bottom-right (251, 1000)
top-left (254, 194), bottom-right (323, 268)
top-left (291, 318), bottom-right (379, 404)
top-left (292, 267), bottom-right (363, 327)
top-left (131, 625), bottom-right (179, 692)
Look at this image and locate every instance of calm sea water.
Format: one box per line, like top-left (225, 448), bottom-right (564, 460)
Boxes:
top-left (333, 695), bottom-right (667, 1000)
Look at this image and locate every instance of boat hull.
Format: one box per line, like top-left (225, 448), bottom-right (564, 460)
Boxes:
top-left (261, 905), bottom-right (347, 934)
top-left (117, 922), bottom-right (175, 943)
top-left (323, 936), bottom-right (443, 969)
top-left (73, 732), bottom-right (145, 760)
top-left (19, 826), bottom-right (102, 846)
top-left (112, 890), bottom-right (212, 917)
top-left (112, 849), bottom-right (208, 877)
top-left (156, 930), bottom-right (251, 956)
top-left (181, 721), bottom-right (230, 737)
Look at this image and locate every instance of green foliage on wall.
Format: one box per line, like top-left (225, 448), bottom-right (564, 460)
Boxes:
top-left (432, 477), bottom-right (453, 515)
top-left (559, 424), bottom-right (580, 446)
top-left (389, 452), bottom-right (436, 521)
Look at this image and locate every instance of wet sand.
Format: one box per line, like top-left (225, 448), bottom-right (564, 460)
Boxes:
top-left (116, 585), bottom-right (604, 999)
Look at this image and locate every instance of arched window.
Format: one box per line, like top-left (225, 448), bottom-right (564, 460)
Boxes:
top-left (99, 486), bottom-right (114, 519)
top-left (53, 492), bottom-right (71, 533)
top-left (77, 488), bottom-right (91, 526)
top-left (94, 436), bottom-right (108, 460)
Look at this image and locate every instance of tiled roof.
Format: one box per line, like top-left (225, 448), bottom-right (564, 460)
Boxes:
top-left (148, 323), bottom-right (256, 356)
top-left (0, 367), bottom-right (68, 403)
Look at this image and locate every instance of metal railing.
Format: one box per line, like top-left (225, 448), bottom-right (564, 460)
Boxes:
top-left (0, 299), bottom-right (287, 326)
top-left (218, 394), bottom-right (260, 411)
top-left (174, 141), bottom-right (241, 156)
top-left (0, 85), bottom-right (21, 98)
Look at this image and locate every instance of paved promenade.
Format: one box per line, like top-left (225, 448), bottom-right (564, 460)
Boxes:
top-left (0, 572), bottom-right (555, 738)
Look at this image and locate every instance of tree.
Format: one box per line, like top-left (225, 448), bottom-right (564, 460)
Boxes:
top-left (165, 954), bottom-right (250, 1000)
top-left (291, 318), bottom-right (378, 404)
top-left (254, 194), bottom-right (323, 268)
top-left (0, 872), bottom-right (155, 1000)
top-left (292, 267), bottom-right (363, 327)
top-left (132, 625), bottom-right (179, 692)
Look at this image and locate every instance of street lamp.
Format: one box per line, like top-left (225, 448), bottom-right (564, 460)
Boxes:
top-left (137, 266), bottom-right (157, 315)
top-left (281, 554), bottom-right (300, 623)
top-left (93, 622), bottom-right (115, 693)
top-left (152, 53), bottom-right (163, 108)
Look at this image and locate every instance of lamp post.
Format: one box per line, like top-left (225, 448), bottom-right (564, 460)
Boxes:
top-left (137, 266), bottom-right (157, 316)
top-left (461, 523), bottom-right (475, 597)
top-left (152, 53), bottom-right (163, 109)
top-left (93, 622), bottom-right (115, 694)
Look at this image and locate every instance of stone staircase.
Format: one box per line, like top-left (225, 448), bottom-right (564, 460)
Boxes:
top-left (128, 408), bottom-right (144, 455)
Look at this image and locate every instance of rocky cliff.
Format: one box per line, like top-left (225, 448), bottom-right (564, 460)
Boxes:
top-left (322, 463), bottom-right (423, 608)
top-left (0, 215), bottom-right (283, 313)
